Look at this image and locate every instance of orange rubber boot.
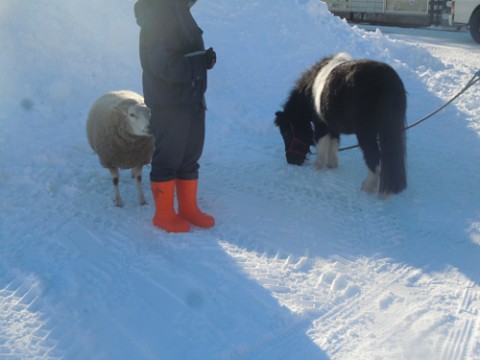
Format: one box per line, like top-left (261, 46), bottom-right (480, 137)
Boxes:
top-left (177, 179), bottom-right (215, 228)
top-left (151, 181), bottom-right (190, 233)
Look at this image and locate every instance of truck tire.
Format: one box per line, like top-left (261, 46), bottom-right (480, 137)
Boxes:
top-left (470, 9), bottom-right (480, 44)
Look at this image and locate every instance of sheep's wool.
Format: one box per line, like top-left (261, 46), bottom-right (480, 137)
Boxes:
top-left (86, 91), bottom-right (154, 170)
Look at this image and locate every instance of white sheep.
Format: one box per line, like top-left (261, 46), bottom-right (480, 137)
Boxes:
top-left (86, 90), bottom-right (154, 207)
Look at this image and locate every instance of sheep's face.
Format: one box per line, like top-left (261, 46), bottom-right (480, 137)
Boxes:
top-left (126, 104), bottom-right (151, 136)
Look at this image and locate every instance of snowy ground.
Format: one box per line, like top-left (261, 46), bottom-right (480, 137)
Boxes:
top-left (1, 1), bottom-right (480, 359)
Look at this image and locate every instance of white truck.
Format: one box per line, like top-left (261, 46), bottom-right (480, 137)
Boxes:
top-left (449, 0), bottom-right (480, 43)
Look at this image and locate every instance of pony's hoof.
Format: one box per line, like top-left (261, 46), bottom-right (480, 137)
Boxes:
top-left (315, 157), bottom-right (326, 169)
top-left (361, 166), bottom-right (380, 194)
top-left (379, 192), bottom-right (393, 200)
top-left (327, 160), bottom-right (338, 169)
top-left (361, 181), bottom-right (377, 194)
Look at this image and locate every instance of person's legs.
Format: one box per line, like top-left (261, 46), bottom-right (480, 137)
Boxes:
top-left (176, 106), bottom-right (214, 228)
top-left (150, 106), bottom-right (193, 182)
top-left (149, 106), bottom-right (193, 232)
top-left (151, 180), bottom-right (190, 233)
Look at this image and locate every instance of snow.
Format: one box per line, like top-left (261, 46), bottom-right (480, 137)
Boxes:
top-left (1, 0), bottom-right (480, 359)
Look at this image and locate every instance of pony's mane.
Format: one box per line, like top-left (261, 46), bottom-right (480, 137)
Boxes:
top-left (295, 53), bottom-right (353, 94)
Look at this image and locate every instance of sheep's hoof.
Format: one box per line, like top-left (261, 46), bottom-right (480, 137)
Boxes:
top-left (138, 194), bottom-right (148, 206)
top-left (114, 199), bottom-right (125, 208)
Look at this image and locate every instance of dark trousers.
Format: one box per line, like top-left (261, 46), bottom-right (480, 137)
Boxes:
top-left (149, 104), bottom-right (205, 182)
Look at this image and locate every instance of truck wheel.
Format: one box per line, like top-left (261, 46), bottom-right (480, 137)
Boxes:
top-left (470, 10), bottom-right (480, 44)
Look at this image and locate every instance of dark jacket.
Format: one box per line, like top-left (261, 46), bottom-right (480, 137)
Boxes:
top-left (134, 0), bottom-right (207, 108)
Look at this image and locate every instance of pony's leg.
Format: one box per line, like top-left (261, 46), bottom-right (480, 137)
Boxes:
top-left (327, 134), bottom-right (339, 168)
top-left (315, 135), bottom-right (330, 169)
top-left (362, 165), bottom-right (380, 194)
top-left (356, 131), bottom-right (381, 194)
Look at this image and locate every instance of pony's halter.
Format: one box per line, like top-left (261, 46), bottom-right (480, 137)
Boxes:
top-left (286, 123), bottom-right (311, 157)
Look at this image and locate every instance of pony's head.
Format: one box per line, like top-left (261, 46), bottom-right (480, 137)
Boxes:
top-left (274, 110), bottom-right (313, 166)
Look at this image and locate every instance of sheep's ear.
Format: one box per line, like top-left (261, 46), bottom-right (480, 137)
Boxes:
top-left (140, 105), bottom-right (151, 119)
top-left (113, 104), bottom-right (128, 115)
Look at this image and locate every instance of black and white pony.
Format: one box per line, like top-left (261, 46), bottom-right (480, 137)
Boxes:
top-left (274, 53), bottom-right (407, 196)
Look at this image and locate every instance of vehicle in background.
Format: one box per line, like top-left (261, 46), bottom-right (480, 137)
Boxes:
top-left (322, 0), bottom-right (451, 27)
top-left (449, 0), bottom-right (480, 43)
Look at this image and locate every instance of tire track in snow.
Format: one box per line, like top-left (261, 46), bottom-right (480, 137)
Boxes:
top-left (219, 199), bottom-right (478, 360)
top-left (218, 242), bottom-right (328, 358)
top-left (441, 282), bottom-right (480, 360)
top-left (307, 260), bottom-right (418, 357)
top-left (220, 240), bottom-right (427, 358)
top-left (0, 271), bottom-right (62, 359)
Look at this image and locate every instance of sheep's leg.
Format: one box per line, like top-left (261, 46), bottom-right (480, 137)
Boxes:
top-left (131, 165), bottom-right (147, 206)
top-left (109, 168), bottom-right (124, 207)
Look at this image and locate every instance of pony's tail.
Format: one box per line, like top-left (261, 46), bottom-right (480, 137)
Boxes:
top-left (378, 85), bottom-right (407, 195)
